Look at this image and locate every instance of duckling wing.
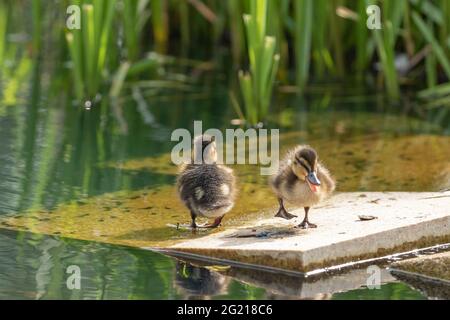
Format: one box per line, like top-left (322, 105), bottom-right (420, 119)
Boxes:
top-left (317, 163), bottom-right (336, 193)
top-left (269, 163), bottom-right (298, 198)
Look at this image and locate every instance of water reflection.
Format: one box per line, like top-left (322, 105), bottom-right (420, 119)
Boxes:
top-left (0, 228), bottom-right (261, 299)
top-left (0, 229), bottom-right (426, 300)
top-left (0, 229), bottom-right (178, 299)
top-left (175, 262), bottom-right (231, 299)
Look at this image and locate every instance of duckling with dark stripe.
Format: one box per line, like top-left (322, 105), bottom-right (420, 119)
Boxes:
top-left (177, 135), bottom-right (236, 228)
top-left (270, 145), bottom-right (335, 228)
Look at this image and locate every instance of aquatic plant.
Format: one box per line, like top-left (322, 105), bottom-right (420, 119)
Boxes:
top-left (150, 0), bottom-right (169, 54)
top-left (227, 0), bottom-right (245, 64)
top-left (371, 0), bottom-right (404, 99)
top-left (234, 0), bottom-right (280, 126)
top-left (122, 0), bottom-right (148, 62)
top-left (0, 2), bottom-right (7, 69)
top-left (65, 0), bottom-right (117, 101)
top-left (418, 82), bottom-right (450, 108)
top-left (31, 0), bottom-right (42, 53)
top-left (295, 0), bottom-right (312, 89)
top-left (19, 0), bottom-right (450, 106)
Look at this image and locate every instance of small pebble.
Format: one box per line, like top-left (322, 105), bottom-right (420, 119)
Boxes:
top-left (358, 215), bottom-right (377, 221)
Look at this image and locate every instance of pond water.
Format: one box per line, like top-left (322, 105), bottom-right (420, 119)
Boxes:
top-left (0, 71), bottom-right (448, 299)
top-left (1, 80), bottom-right (449, 248)
top-left (1, 14), bottom-right (449, 299)
top-left (0, 229), bottom-right (426, 299)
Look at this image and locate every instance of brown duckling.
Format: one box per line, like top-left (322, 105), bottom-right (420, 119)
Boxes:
top-left (270, 145), bottom-right (335, 228)
top-left (177, 135), bottom-right (236, 228)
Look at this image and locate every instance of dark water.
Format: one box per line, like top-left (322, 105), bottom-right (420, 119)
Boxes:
top-left (0, 229), bottom-right (426, 300)
top-left (1, 5), bottom-right (449, 300)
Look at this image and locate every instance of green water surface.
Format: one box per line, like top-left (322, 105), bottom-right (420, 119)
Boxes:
top-left (0, 229), bottom-right (426, 300)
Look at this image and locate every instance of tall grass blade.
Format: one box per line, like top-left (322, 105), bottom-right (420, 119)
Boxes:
top-left (82, 4), bottom-right (95, 92)
top-left (373, 23), bottom-right (399, 99)
top-left (295, 0), bottom-right (312, 89)
top-left (66, 33), bottom-right (84, 99)
top-left (356, 0), bottom-right (369, 74)
top-left (0, 2), bottom-right (7, 67)
top-left (412, 11), bottom-right (450, 79)
top-left (123, 0), bottom-right (139, 61)
top-left (236, 0), bottom-right (279, 125)
top-left (151, 0), bottom-right (168, 53)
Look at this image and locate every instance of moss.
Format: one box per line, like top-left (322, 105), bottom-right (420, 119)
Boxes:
top-left (391, 252), bottom-right (450, 281)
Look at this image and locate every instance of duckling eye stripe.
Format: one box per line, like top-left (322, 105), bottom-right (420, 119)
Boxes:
top-left (295, 155), bottom-right (307, 166)
top-left (298, 158), bottom-right (311, 172)
top-left (300, 163), bottom-right (311, 173)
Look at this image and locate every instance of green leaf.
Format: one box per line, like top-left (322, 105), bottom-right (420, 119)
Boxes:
top-left (412, 11), bottom-right (450, 79)
top-left (295, 0), bottom-right (313, 88)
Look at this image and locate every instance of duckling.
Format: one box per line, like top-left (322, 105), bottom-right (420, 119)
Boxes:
top-left (270, 145), bottom-right (335, 228)
top-left (177, 135), bottom-right (236, 228)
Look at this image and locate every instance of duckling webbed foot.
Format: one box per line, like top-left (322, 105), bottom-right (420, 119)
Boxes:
top-left (197, 215), bottom-right (224, 229)
top-left (295, 207), bottom-right (317, 229)
top-left (274, 198), bottom-right (297, 220)
top-left (275, 208), bottom-right (297, 220)
top-left (296, 220), bottom-right (317, 229)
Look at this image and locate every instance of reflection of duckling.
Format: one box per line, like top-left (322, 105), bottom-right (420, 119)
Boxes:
top-left (177, 135), bottom-right (236, 228)
top-left (175, 262), bottom-right (230, 299)
top-left (270, 145), bottom-right (335, 228)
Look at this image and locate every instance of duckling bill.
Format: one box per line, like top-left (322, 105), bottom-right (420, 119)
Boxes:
top-left (270, 145), bottom-right (335, 228)
top-left (177, 135), bottom-right (236, 229)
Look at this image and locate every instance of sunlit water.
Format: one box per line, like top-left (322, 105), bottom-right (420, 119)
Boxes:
top-left (0, 229), bottom-right (426, 300)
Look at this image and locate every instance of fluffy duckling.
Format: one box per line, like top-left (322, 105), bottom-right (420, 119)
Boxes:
top-left (270, 145), bottom-right (335, 228)
top-left (177, 135), bottom-right (236, 228)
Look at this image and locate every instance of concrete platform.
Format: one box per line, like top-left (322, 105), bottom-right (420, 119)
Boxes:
top-left (168, 192), bottom-right (450, 273)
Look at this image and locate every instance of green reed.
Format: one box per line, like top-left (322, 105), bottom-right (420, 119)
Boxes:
top-left (122, 0), bottom-right (140, 61)
top-left (235, 0), bottom-right (280, 125)
top-left (413, 11), bottom-right (450, 79)
top-left (295, 0), bottom-right (312, 88)
top-left (66, 0), bottom-right (117, 101)
top-left (123, 0), bottom-right (151, 61)
top-left (150, 0), bottom-right (168, 54)
top-left (227, 0), bottom-right (245, 64)
top-left (19, 0), bottom-right (449, 108)
top-left (0, 2), bottom-right (6, 68)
